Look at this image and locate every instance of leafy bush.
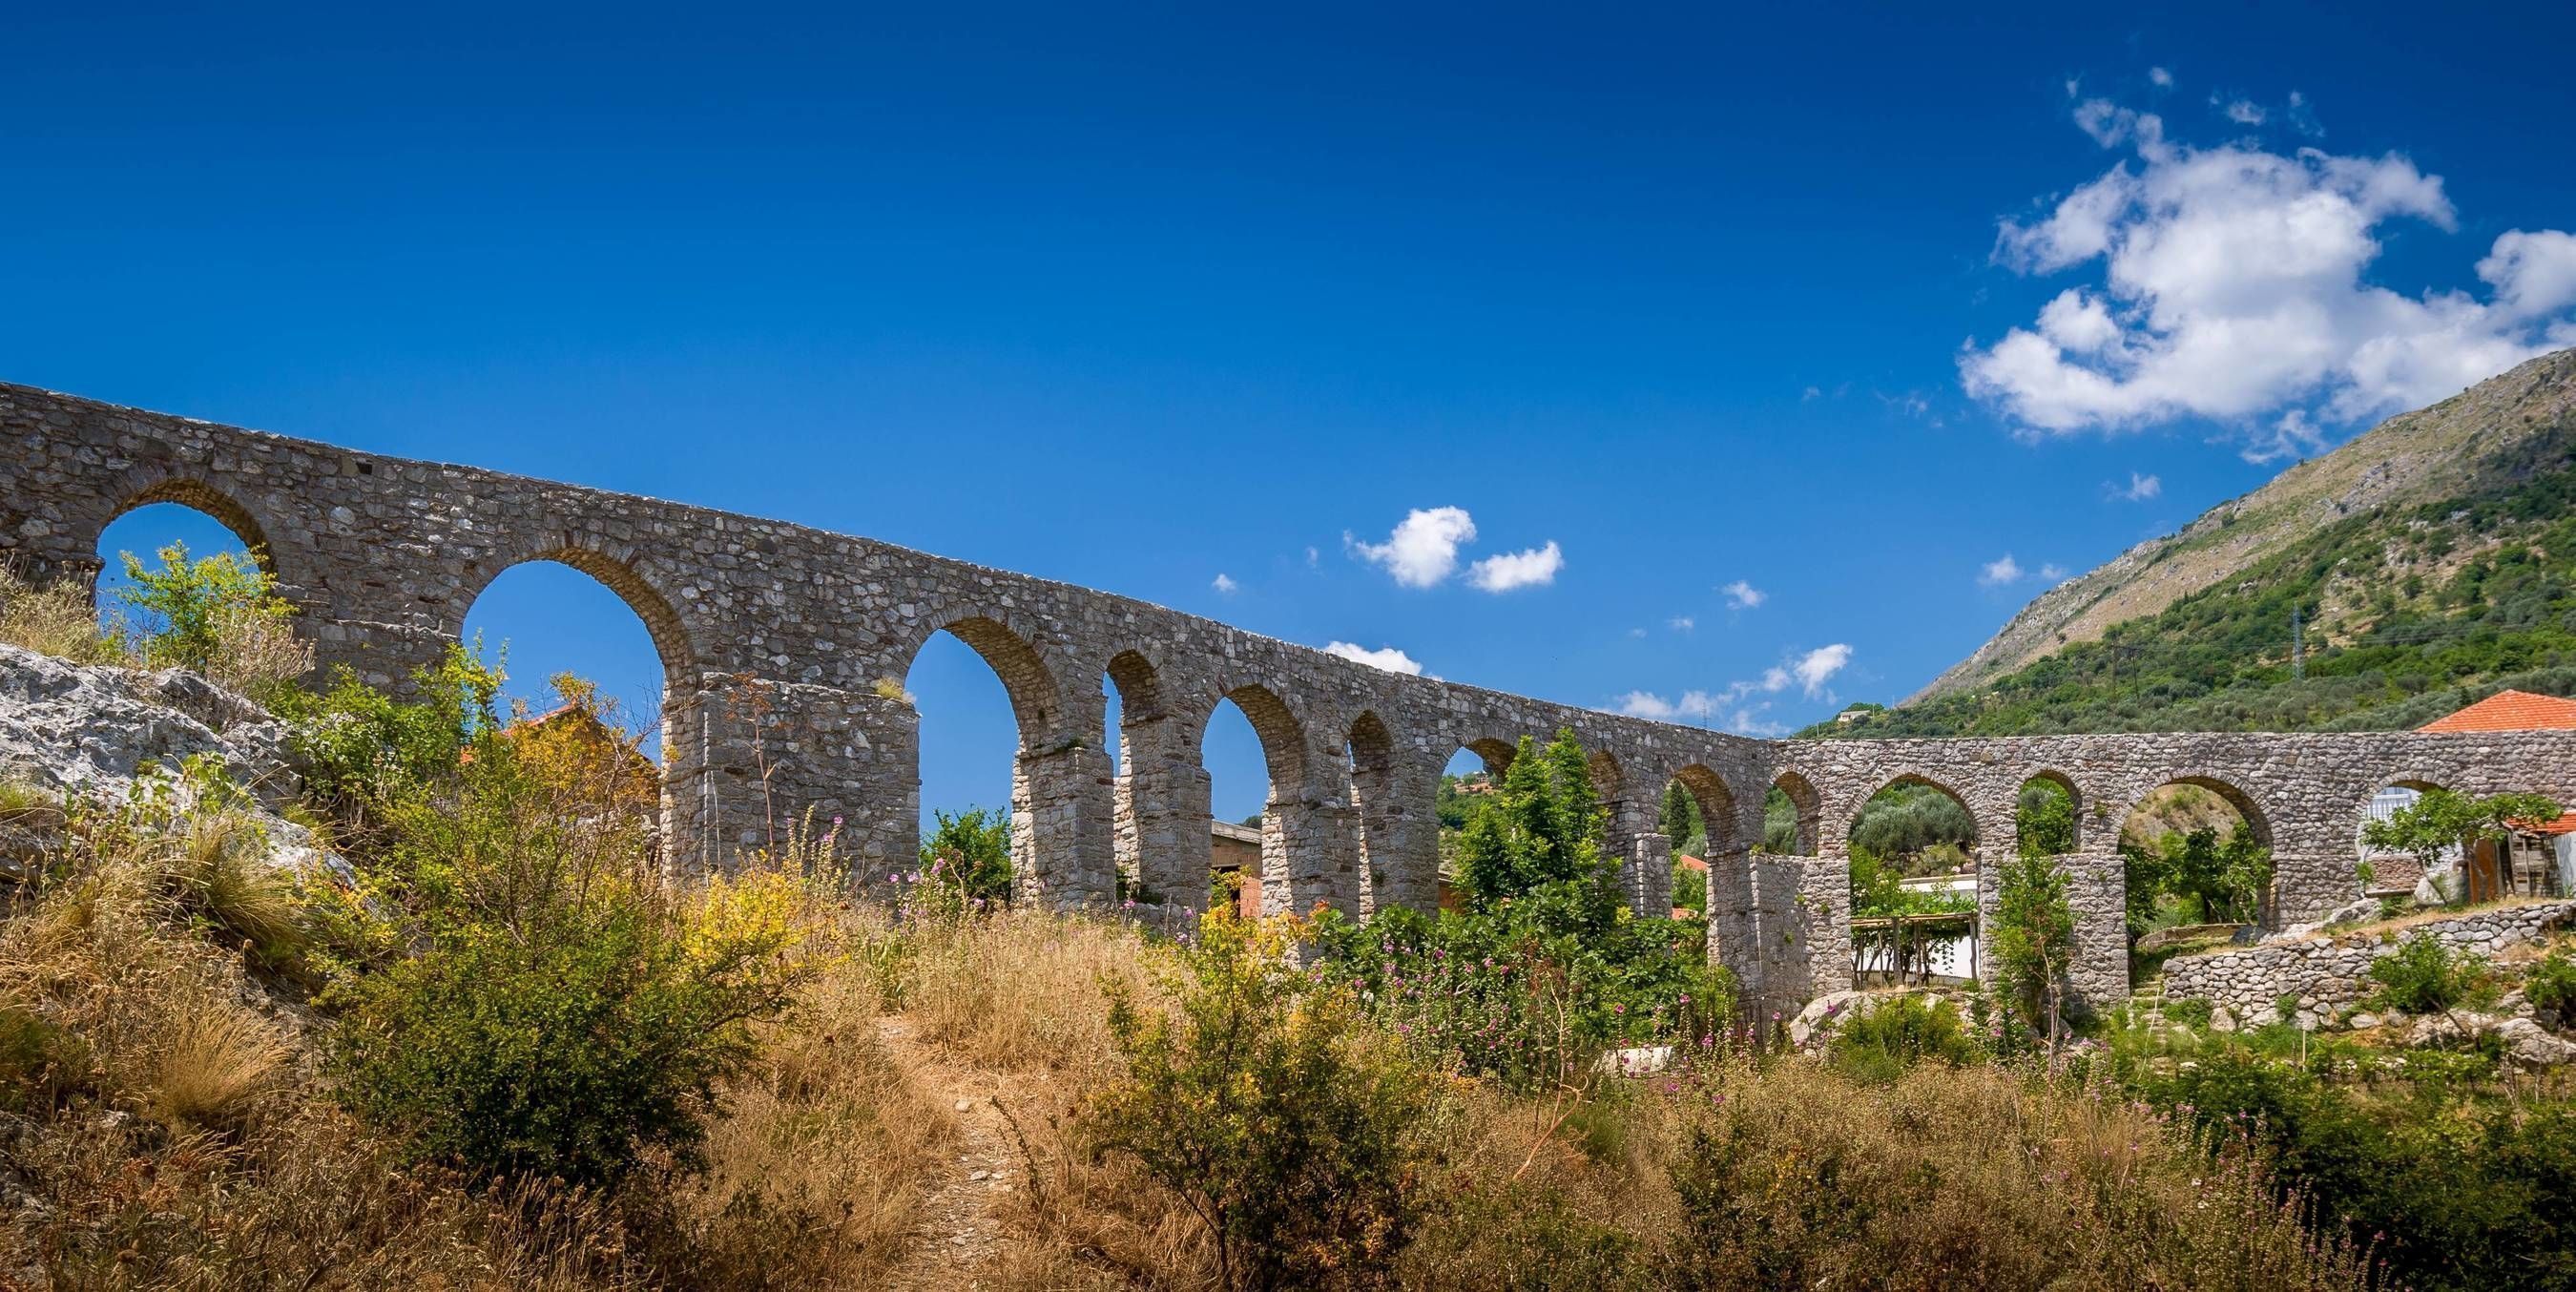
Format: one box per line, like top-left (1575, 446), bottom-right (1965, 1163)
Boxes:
top-left (2365, 935), bottom-right (2488, 1015)
top-left (324, 725), bottom-right (813, 1189)
top-left (114, 542), bottom-right (310, 697)
top-left (919, 805), bottom-right (1011, 904)
top-left (1827, 993), bottom-right (1982, 1083)
top-left (1088, 912), bottom-right (1442, 1291)
top-left (276, 643), bottom-right (502, 835)
top-left (2147, 1049), bottom-right (2576, 1290)
top-left (1316, 730), bottom-right (1727, 1090)
top-left (2527, 949), bottom-right (2576, 1021)
top-left (1991, 849), bottom-right (2076, 1037)
top-left (2122, 823), bottom-right (2273, 931)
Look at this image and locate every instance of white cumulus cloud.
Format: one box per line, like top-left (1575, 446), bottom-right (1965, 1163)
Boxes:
top-left (1962, 92), bottom-right (2576, 459)
top-left (2148, 66), bottom-right (2173, 88)
top-left (1347, 507), bottom-right (1476, 588)
top-left (1321, 641), bottom-right (1425, 676)
top-left (1467, 541), bottom-right (1564, 592)
top-left (1980, 553), bottom-right (2025, 586)
top-left (1211, 573), bottom-right (1238, 594)
top-left (2112, 471), bottom-right (2163, 501)
top-left (1720, 579), bottom-right (1766, 609)
top-left (1791, 644), bottom-right (1852, 698)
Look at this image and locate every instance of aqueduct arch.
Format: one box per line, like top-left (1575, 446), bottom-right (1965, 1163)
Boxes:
top-left (12, 380), bottom-right (2576, 1012)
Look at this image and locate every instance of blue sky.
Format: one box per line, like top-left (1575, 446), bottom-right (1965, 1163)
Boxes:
top-left (22, 4), bottom-right (2576, 825)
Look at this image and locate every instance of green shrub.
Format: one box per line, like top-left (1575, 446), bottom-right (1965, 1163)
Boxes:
top-left (276, 644), bottom-right (501, 835)
top-left (2365, 935), bottom-right (2487, 1014)
top-left (918, 805), bottom-right (1011, 904)
top-left (2527, 949), bottom-right (2576, 1020)
top-left (1315, 731), bottom-right (1729, 1091)
top-left (1087, 912), bottom-right (1442, 1291)
top-left (323, 730), bottom-right (808, 1189)
top-left (1826, 993), bottom-right (1983, 1083)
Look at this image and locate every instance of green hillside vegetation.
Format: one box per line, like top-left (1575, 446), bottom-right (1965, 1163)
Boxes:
top-left (1819, 409), bottom-right (2576, 739)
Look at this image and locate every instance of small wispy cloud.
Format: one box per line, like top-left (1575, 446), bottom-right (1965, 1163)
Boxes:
top-left (1980, 553), bottom-right (2025, 587)
top-left (1321, 641), bottom-right (1426, 677)
top-left (1669, 615), bottom-right (1695, 633)
top-left (2110, 471), bottom-right (2162, 502)
top-left (1720, 579), bottom-right (1766, 610)
top-left (1610, 643), bottom-right (1854, 726)
top-left (2149, 66), bottom-right (2173, 88)
top-left (2039, 562), bottom-right (2070, 582)
top-left (1467, 541), bottom-right (1564, 592)
top-left (1212, 573), bottom-right (1239, 594)
top-left (2215, 94), bottom-right (2266, 125)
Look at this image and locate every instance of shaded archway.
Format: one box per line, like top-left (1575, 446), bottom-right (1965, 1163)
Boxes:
top-left (1346, 711), bottom-right (1432, 914)
top-left (92, 490), bottom-right (280, 671)
top-left (2118, 776), bottom-right (2274, 942)
top-left (1764, 772), bottom-right (1822, 856)
top-left (1846, 776), bottom-right (1979, 988)
top-left (461, 552), bottom-right (696, 865)
top-left (2014, 770), bottom-right (2082, 858)
top-left (1662, 764), bottom-right (1738, 921)
top-left (1106, 649), bottom-right (1205, 912)
top-left (1200, 683), bottom-right (1313, 915)
top-left (904, 615), bottom-right (1071, 902)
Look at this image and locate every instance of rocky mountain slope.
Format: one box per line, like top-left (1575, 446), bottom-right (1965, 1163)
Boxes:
top-left (1910, 348), bottom-right (2576, 704)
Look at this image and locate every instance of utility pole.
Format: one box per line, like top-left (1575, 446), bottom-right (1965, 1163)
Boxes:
top-left (2292, 605), bottom-right (2305, 680)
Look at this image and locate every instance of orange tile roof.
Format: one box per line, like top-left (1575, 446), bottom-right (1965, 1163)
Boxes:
top-left (1675, 854), bottom-right (1711, 872)
top-left (2419, 689), bottom-right (2576, 733)
top-left (2511, 812), bottom-right (2576, 836)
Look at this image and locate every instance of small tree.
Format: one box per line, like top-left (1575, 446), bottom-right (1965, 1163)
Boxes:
top-left (116, 542), bottom-right (296, 677)
top-left (920, 805), bottom-right (1012, 903)
top-left (1455, 729), bottom-right (1617, 934)
top-left (2362, 789), bottom-right (2563, 902)
top-left (1991, 849), bottom-right (2076, 1046)
top-left (1659, 780), bottom-right (1703, 855)
top-left (2013, 780), bottom-right (2077, 858)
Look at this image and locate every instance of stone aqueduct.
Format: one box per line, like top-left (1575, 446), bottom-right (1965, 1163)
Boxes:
top-left (9, 381), bottom-right (2575, 1010)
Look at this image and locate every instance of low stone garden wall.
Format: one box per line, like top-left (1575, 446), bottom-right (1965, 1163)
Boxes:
top-left (2163, 900), bottom-right (2576, 1031)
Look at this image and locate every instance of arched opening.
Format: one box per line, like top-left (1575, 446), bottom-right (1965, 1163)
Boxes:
top-left (1437, 740), bottom-right (1517, 909)
top-left (2014, 771), bottom-right (2082, 857)
top-left (905, 616), bottom-right (1066, 902)
top-left (1201, 685), bottom-right (1308, 916)
top-left (1105, 650), bottom-right (1202, 912)
top-left (2358, 778), bottom-right (2450, 906)
top-left (89, 492), bottom-right (288, 682)
top-left (1346, 712), bottom-right (1408, 914)
top-left (1762, 773), bottom-right (1821, 856)
top-left (1847, 776), bottom-right (1979, 988)
top-left (460, 555), bottom-right (690, 861)
top-left (1661, 765), bottom-right (1736, 921)
top-left (2118, 777), bottom-right (2275, 971)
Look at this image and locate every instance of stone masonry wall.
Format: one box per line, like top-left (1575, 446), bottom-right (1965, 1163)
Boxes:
top-left (10, 380), bottom-right (2576, 1015)
top-left (2164, 901), bottom-right (2576, 1030)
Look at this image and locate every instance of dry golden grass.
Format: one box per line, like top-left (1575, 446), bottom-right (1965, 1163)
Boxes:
top-left (199, 599), bottom-right (316, 698)
top-left (0, 562), bottom-right (126, 667)
top-left (646, 962), bottom-right (955, 1289)
top-left (894, 906), bottom-right (1153, 1080)
top-left (147, 999), bottom-right (293, 1131)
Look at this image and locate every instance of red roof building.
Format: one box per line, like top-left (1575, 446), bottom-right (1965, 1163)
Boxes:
top-left (2420, 689), bottom-right (2576, 734)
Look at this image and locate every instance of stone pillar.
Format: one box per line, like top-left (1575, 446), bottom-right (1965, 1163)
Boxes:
top-left (1799, 845), bottom-right (1856, 998)
top-left (1118, 741), bottom-right (1211, 913)
top-left (2269, 851), bottom-right (2363, 927)
top-left (1705, 845), bottom-right (1762, 1005)
top-left (1355, 754), bottom-right (1443, 915)
top-left (1017, 743), bottom-right (1116, 909)
top-left (1977, 848), bottom-right (2131, 1016)
top-left (674, 674), bottom-right (912, 882)
top-left (1259, 792), bottom-right (1357, 917)
top-left (1605, 796), bottom-right (1669, 917)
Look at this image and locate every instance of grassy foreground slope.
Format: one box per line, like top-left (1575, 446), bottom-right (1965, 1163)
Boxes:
top-left (1827, 350), bottom-right (2576, 739)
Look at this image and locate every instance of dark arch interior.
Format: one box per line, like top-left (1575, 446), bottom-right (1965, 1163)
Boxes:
top-left (1763, 773), bottom-right (1821, 855)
